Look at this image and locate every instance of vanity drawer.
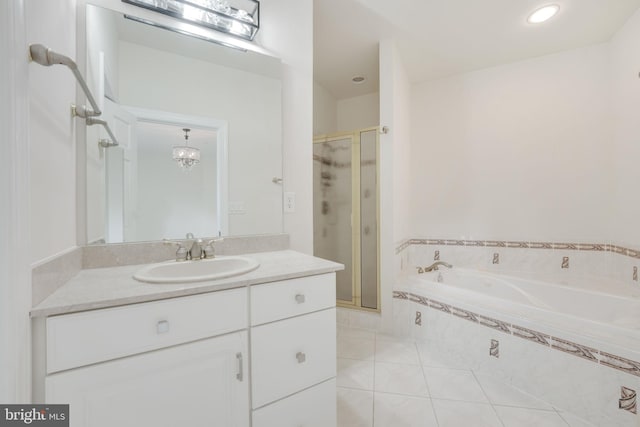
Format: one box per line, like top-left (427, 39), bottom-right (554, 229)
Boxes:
top-left (250, 273), bottom-right (336, 325)
top-left (46, 287), bottom-right (247, 373)
top-left (252, 378), bottom-right (336, 427)
top-left (251, 308), bottom-right (336, 408)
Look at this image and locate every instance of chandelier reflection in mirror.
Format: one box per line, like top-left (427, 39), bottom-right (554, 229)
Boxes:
top-left (173, 128), bottom-right (201, 170)
top-left (122, 0), bottom-right (260, 40)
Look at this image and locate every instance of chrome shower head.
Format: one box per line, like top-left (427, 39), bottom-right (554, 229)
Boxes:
top-left (29, 43), bottom-right (100, 115)
top-left (29, 44), bottom-right (77, 70)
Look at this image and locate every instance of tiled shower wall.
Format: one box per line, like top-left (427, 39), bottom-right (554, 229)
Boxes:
top-left (395, 239), bottom-right (640, 289)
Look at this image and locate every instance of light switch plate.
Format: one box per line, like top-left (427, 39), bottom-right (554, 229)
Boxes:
top-left (229, 201), bottom-right (246, 215)
top-left (284, 192), bottom-right (295, 213)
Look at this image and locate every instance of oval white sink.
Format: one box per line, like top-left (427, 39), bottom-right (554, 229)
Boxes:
top-left (133, 256), bottom-right (260, 284)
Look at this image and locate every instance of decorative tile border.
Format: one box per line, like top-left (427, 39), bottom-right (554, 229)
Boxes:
top-left (551, 336), bottom-right (599, 363)
top-left (620, 387), bottom-right (637, 414)
top-left (393, 290), bottom-right (640, 378)
top-left (476, 314), bottom-right (512, 334)
top-left (395, 238), bottom-right (640, 260)
top-left (511, 325), bottom-right (551, 346)
top-left (600, 352), bottom-right (640, 377)
top-left (395, 240), bottom-right (412, 254)
top-left (490, 339), bottom-right (500, 358)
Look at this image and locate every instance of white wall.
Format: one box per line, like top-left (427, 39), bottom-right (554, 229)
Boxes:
top-left (28, 0), bottom-right (78, 263)
top-left (391, 59), bottom-right (412, 246)
top-left (610, 8), bottom-right (640, 249)
top-left (1, 0), bottom-right (31, 403)
top-left (313, 81), bottom-right (337, 135)
top-left (336, 92), bottom-right (379, 132)
top-left (258, 0), bottom-right (314, 253)
top-left (379, 40), bottom-right (412, 332)
top-left (410, 43), bottom-right (612, 243)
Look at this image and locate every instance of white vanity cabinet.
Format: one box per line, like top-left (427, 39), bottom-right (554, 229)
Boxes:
top-left (43, 288), bottom-right (250, 427)
top-left (46, 332), bottom-right (249, 427)
top-left (250, 273), bottom-right (337, 426)
top-left (36, 270), bottom-right (338, 427)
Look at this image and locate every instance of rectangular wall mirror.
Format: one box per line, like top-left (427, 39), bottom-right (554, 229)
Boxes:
top-left (83, 2), bottom-right (283, 244)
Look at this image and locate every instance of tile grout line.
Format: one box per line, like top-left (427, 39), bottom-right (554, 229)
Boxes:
top-left (550, 407), bottom-right (572, 427)
top-left (416, 341), bottom-right (442, 427)
top-left (340, 326), bottom-right (597, 426)
top-left (471, 370), bottom-right (507, 427)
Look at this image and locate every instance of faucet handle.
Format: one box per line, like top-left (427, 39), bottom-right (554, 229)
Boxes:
top-left (203, 238), bottom-right (223, 259)
top-left (163, 239), bottom-right (188, 262)
top-left (416, 267), bottom-right (424, 274)
top-left (175, 245), bottom-right (188, 262)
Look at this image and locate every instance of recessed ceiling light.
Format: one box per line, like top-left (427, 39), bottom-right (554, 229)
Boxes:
top-left (352, 76), bottom-right (366, 84)
top-left (527, 4), bottom-right (560, 24)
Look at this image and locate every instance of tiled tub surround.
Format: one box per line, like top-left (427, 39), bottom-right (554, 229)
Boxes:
top-left (392, 270), bottom-right (640, 426)
top-left (396, 238), bottom-right (640, 288)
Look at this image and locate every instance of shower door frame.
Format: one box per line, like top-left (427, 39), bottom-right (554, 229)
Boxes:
top-left (313, 126), bottom-right (381, 313)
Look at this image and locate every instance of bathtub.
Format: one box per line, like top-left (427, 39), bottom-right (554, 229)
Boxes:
top-left (394, 268), bottom-right (640, 425)
top-left (396, 268), bottom-right (640, 374)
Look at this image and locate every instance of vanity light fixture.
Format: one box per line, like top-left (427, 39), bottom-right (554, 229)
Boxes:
top-left (122, 0), bottom-right (260, 40)
top-left (173, 128), bottom-right (201, 170)
top-left (527, 4), bottom-right (560, 24)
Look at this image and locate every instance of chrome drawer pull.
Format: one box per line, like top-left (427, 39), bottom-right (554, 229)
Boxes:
top-left (236, 352), bottom-right (243, 381)
top-left (296, 351), bottom-right (306, 364)
top-left (295, 294), bottom-right (306, 304)
top-left (156, 320), bottom-right (170, 334)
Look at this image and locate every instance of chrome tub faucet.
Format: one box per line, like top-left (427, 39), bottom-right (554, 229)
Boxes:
top-left (417, 261), bottom-right (453, 274)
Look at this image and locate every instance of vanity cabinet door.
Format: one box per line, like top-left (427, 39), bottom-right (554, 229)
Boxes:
top-left (45, 331), bottom-right (249, 427)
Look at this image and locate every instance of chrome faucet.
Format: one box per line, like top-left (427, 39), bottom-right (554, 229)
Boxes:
top-left (165, 234), bottom-right (223, 261)
top-left (185, 233), bottom-right (205, 260)
top-left (421, 261), bottom-right (453, 272)
top-left (186, 233), bottom-right (224, 260)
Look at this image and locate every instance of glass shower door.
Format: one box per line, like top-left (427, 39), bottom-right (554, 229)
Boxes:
top-left (359, 129), bottom-right (378, 310)
top-left (313, 137), bottom-right (353, 302)
top-left (313, 128), bottom-right (379, 311)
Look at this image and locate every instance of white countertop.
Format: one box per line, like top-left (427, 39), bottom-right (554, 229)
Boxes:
top-left (31, 250), bottom-right (343, 318)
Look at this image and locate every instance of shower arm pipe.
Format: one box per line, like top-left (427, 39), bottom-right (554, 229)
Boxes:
top-left (28, 44), bottom-right (101, 117)
top-left (86, 117), bottom-right (119, 148)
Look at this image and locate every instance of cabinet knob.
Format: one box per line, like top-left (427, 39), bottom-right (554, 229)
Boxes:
top-left (296, 351), bottom-right (306, 364)
top-left (156, 320), bottom-right (170, 334)
top-left (295, 294), bottom-right (306, 304)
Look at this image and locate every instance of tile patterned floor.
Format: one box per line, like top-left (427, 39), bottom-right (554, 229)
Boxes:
top-left (336, 326), bottom-right (595, 427)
